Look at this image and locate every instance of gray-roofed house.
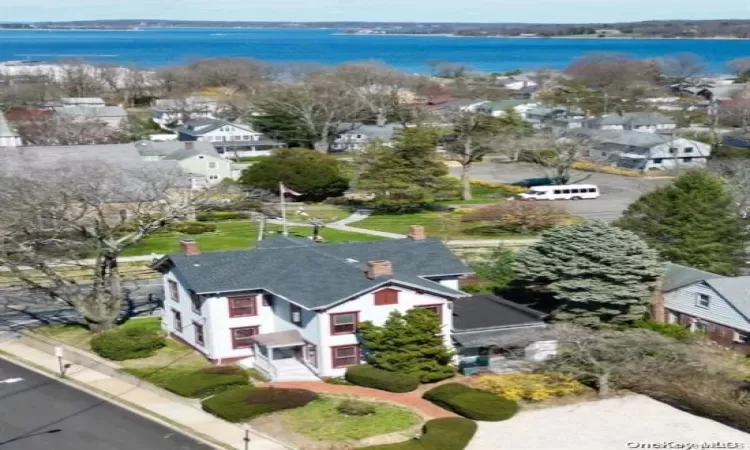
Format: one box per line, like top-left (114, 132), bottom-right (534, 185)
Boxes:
top-left (53, 105), bottom-right (128, 129)
top-left (152, 226), bottom-right (555, 380)
top-left (584, 112), bottom-right (677, 133)
top-left (476, 99), bottom-right (539, 118)
top-left (177, 118), bottom-right (285, 158)
top-left (578, 129), bottom-right (711, 170)
top-left (60, 97), bottom-right (106, 107)
top-left (656, 263), bottom-right (750, 354)
top-left (0, 111), bottom-right (22, 147)
top-left (332, 122), bottom-right (405, 152)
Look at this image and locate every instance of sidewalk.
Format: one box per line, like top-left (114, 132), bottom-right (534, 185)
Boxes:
top-left (0, 340), bottom-right (289, 450)
top-left (262, 381), bottom-right (455, 420)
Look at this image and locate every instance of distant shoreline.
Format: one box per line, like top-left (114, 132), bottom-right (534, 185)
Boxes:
top-left (339, 32), bottom-right (750, 40)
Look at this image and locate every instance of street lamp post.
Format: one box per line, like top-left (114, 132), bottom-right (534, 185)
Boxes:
top-left (244, 427), bottom-right (251, 450)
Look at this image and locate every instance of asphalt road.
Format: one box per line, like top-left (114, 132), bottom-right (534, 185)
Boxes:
top-left (0, 280), bottom-right (164, 332)
top-left (0, 358), bottom-right (213, 450)
top-left (454, 162), bottom-right (670, 221)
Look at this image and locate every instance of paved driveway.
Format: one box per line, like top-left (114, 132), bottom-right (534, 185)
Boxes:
top-left (467, 395), bottom-right (749, 450)
top-left (0, 358), bottom-right (212, 450)
top-left (454, 163), bottom-right (670, 221)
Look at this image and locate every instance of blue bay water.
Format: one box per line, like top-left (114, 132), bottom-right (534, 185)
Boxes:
top-left (0, 28), bottom-right (748, 73)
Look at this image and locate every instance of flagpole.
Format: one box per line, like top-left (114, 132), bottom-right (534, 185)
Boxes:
top-left (280, 182), bottom-right (288, 236)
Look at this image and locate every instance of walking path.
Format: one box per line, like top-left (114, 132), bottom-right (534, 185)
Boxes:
top-left (261, 380), bottom-right (456, 420)
top-left (0, 339), bottom-right (289, 450)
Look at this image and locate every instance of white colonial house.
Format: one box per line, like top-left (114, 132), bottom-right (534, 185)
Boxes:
top-left (153, 227), bottom-right (555, 381)
top-left (177, 119), bottom-right (285, 158)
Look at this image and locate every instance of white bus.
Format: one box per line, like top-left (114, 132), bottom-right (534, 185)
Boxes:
top-left (518, 184), bottom-right (600, 201)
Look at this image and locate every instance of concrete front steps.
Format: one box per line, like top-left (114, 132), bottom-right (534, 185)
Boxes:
top-left (239, 357), bottom-right (320, 382)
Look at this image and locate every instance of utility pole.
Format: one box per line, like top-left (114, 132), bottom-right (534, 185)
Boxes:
top-left (243, 427), bottom-right (251, 450)
top-left (257, 216), bottom-right (266, 242)
top-left (279, 182), bottom-right (288, 237)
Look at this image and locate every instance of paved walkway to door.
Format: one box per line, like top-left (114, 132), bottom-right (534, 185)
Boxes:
top-left (260, 380), bottom-right (457, 419)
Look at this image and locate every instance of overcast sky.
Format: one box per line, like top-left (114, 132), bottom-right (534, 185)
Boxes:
top-left (1, 0), bottom-right (748, 23)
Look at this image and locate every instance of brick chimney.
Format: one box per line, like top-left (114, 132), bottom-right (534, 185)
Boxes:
top-left (184, 142), bottom-right (194, 150)
top-left (180, 238), bottom-right (200, 256)
top-left (367, 260), bottom-right (393, 279)
top-left (408, 225), bottom-right (426, 241)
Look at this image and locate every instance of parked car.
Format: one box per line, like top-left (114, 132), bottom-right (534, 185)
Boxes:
top-left (517, 184), bottom-right (600, 201)
top-left (511, 177), bottom-right (556, 188)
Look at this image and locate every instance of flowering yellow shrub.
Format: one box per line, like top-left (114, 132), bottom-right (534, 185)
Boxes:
top-left (453, 207), bottom-right (480, 216)
top-left (572, 162), bottom-right (642, 177)
top-left (478, 373), bottom-right (587, 402)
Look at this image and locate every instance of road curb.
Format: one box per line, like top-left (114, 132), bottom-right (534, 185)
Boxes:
top-left (0, 351), bottom-right (230, 450)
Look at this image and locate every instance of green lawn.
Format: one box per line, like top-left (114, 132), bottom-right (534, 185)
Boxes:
top-left (122, 220), bottom-right (382, 256)
top-left (283, 205), bottom-right (353, 223)
top-left (284, 399), bottom-right (420, 441)
top-left (34, 317), bottom-right (211, 370)
top-left (438, 184), bottom-right (521, 206)
top-left (350, 211), bottom-right (536, 240)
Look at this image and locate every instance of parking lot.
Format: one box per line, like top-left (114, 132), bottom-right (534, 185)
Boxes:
top-left (455, 162), bottom-right (670, 221)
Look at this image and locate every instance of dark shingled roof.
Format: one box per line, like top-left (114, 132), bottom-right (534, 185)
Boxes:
top-left (452, 294), bottom-right (548, 331)
top-left (164, 237), bottom-right (470, 310)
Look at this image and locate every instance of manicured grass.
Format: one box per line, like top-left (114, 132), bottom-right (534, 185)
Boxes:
top-left (34, 318), bottom-right (211, 370)
top-left (284, 398), bottom-right (420, 441)
top-left (122, 220), bottom-right (382, 256)
top-left (283, 205), bottom-right (353, 223)
top-left (437, 184), bottom-right (517, 206)
top-left (350, 211), bottom-right (536, 240)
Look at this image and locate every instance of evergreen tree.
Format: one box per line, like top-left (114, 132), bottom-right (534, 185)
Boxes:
top-left (616, 169), bottom-right (747, 275)
top-left (239, 148), bottom-right (348, 201)
top-left (353, 128), bottom-right (459, 210)
top-left (471, 245), bottom-right (517, 292)
top-left (359, 308), bottom-right (455, 382)
top-left (515, 221), bottom-right (663, 327)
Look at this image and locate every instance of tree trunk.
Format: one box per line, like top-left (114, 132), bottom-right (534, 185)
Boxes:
top-left (461, 163), bottom-right (472, 201)
top-left (81, 254), bottom-right (123, 333)
top-left (597, 372), bottom-right (612, 397)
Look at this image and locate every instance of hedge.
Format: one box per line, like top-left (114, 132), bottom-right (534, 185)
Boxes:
top-left (362, 417), bottom-right (477, 450)
top-left (345, 365), bottom-right (420, 393)
top-left (162, 366), bottom-right (249, 398)
top-left (423, 383), bottom-right (518, 421)
top-left (201, 386), bottom-right (318, 422)
top-left (90, 327), bottom-right (166, 361)
top-left (196, 211), bottom-right (245, 222)
top-left (168, 222), bottom-right (217, 235)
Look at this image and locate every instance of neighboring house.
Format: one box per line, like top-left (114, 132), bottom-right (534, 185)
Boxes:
top-left (656, 263), bottom-right (750, 355)
top-left (177, 119), bottom-right (285, 158)
top-left (525, 107), bottom-right (582, 128)
top-left (494, 75), bottom-right (538, 91)
top-left (0, 111), bottom-right (23, 147)
top-left (476, 100), bottom-right (539, 118)
top-left (452, 294), bottom-right (555, 374)
top-left (151, 96), bottom-right (224, 127)
top-left (60, 97), bottom-right (106, 108)
top-left (53, 105), bottom-right (128, 129)
top-left (425, 98), bottom-right (489, 115)
top-left (583, 112), bottom-right (677, 133)
top-left (134, 140), bottom-right (236, 186)
top-left (332, 122), bottom-right (404, 152)
top-left (578, 129), bottom-right (711, 170)
top-left (152, 227), bottom-right (555, 381)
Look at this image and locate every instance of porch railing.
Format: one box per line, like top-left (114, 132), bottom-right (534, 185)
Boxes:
top-left (255, 352), bottom-right (279, 380)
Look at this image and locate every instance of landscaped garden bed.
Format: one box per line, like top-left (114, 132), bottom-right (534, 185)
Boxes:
top-left (201, 386), bottom-right (319, 422)
top-left (423, 383), bottom-right (518, 421)
top-left (361, 417), bottom-right (477, 450)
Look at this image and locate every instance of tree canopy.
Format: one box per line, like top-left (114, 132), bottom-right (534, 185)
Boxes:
top-left (616, 170), bottom-right (747, 275)
top-left (358, 308), bottom-right (455, 382)
top-left (353, 128), bottom-right (459, 210)
top-left (239, 148), bottom-right (349, 202)
top-left (515, 221), bottom-right (663, 327)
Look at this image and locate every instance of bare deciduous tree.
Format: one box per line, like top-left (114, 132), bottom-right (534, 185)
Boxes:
top-left (728, 57), bottom-right (750, 81)
top-left (256, 75), bottom-right (369, 151)
top-left (515, 131), bottom-right (591, 184)
top-left (333, 62), bottom-right (413, 123)
top-left (659, 52), bottom-right (705, 84)
top-left (709, 158), bottom-right (750, 217)
top-left (11, 114), bottom-right (126, 146)
top-left (0, 159), bottom-right (201, 332)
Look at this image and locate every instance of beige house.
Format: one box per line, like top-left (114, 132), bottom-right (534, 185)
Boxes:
top-left (161, 143), bottom-right (235, 187)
